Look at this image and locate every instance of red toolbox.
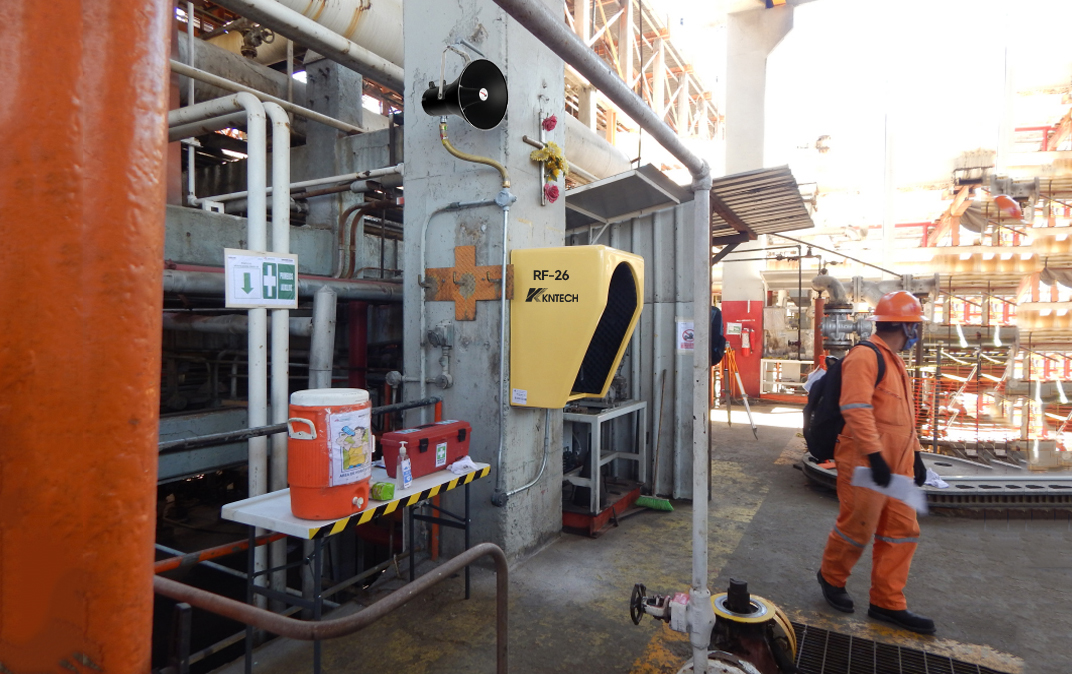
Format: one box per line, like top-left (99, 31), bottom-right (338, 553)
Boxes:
top-left (381, 420), bottom-right (472, 480)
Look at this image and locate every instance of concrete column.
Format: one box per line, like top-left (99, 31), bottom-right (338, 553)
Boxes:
top-left (574, 0), bottom-right (591, 42)
top-left (304, 59), bottom-right (364, 230)
top-left (0, 0), bottom-right (170, 668)
top-left (725, 5), bottom-right (793, 174)
top-left (578, 85), bottom-right (598, 129)
top-left (653, 37), bottom-right (666, 119)
top-left (620, 0), bottom-right (634, 90)
top-left (404, 0), bottom-right (565, 560)
top-left (722, 5), bottom-right (794, 395)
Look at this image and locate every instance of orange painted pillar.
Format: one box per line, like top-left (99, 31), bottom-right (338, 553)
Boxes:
top-left (0, 0), bottom-right (170, 670)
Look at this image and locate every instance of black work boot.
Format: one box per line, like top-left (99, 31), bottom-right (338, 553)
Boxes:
top-left (817, 570), bottom-right (854, 613)
top-left (868, 604), bottom-right (936, 635)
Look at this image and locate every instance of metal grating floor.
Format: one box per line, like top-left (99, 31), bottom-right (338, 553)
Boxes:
top-left (791, 623), bottom-right (1013, 674)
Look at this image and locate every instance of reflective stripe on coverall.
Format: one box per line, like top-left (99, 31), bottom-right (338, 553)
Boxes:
top-left (819, 333), bottom-right (920, 611)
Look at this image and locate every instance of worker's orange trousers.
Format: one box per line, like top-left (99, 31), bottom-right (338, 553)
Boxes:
top-left (819, 427), bottom-right (920, 611)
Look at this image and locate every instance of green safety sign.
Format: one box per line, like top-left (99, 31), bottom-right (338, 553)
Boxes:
top-left (262, 262), bottom-right (297, 301)
top-left (224, 248), bottom-right (300, 309)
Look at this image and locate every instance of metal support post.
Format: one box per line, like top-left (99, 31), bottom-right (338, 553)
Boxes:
top-left (169, 602), bottom-right (193, 674)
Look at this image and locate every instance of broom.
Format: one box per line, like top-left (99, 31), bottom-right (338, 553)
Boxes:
top-left (635, 370), bottom-right (673, 512)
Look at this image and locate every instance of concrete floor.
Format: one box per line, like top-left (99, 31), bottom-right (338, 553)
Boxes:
top-left (220, 403), bottom-right (1071, 674)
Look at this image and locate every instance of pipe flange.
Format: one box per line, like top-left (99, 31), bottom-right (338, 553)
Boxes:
top-left (711, 593), bottom-right (773, 623)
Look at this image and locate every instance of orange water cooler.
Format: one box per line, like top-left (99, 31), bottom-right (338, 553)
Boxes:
top-left (287, 388), bottom-right (373, 520)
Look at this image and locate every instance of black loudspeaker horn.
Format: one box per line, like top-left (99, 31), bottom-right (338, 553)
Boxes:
top-left (421, 59), bottom-right (509, 131)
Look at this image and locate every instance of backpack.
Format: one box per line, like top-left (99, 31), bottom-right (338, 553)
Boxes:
top-left (710, 307), bottom-right (726, 365)
top-left (802, 341), bottom-right (886, 462)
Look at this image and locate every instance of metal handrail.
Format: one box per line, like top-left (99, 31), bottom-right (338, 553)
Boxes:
top-left (158, 396), bottom-right (444, 454)
top-left (154, 542), bottom-right (509, 674)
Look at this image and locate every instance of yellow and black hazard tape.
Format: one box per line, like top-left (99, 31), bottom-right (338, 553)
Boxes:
top-left (307, 466), bottom-right (490, 539)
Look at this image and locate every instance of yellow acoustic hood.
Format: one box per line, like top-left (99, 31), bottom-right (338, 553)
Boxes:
top-left (510, 245), bottom-right (644, 408)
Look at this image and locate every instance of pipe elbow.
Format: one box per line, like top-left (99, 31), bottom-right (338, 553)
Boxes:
top-left (811, 272), bottom-right (847, 302)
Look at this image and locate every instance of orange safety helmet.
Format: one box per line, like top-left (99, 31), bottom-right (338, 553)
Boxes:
top-left (992, 194), bottom-right (1023, 220)
top-left (870, 291), bottom-right (924, 322)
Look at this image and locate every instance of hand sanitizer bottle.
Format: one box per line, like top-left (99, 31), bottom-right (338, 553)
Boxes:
top-left (396, 441), bottom-right (413, 490)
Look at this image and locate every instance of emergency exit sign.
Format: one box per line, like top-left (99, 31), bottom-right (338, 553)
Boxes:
top-left (224, 248), bottom-right (299, 309)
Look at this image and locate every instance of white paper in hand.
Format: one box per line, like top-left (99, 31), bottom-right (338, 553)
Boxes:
top-left (850, 466), bottom-right (928, 515)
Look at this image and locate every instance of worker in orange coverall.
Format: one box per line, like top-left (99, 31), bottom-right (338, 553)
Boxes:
top-left (816, 291), bottom-right (934, 634)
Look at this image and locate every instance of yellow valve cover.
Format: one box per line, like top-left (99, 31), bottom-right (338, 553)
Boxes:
top-left (510, 245), bottom-right (643, 409)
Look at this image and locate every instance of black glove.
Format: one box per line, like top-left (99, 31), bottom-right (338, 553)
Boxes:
top-left (914, 451), bottom-right (927, 487)
top-left (867, 452), bottom-right (892, 488)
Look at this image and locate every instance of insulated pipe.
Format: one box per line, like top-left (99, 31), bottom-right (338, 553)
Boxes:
top-left (208, 0), bottom-right (404, 72)
top-left (562, 113), bottom-right (630, 180)
top-left (162, 268), bottom-right (403, 301)
top-left (811, 272), bottom-right (847, 303)
top-left (264, 102), bottom-right (292, 608)
top-left (0, 0), bottom-right (169, 667)
top-left (308, 286), bottom-right (338, 389)
top-left (483, 1), bottom-right (712, 668)
top-left (168, 92), bottom-right (254, 127)
top-left (245, 103), bottom-right (271, 606)
top-left (203, 163), bottom-right (403, 203)
top-left (176, 30), bottom-right (307, 104)
top-left (169, 60), bottom-right (362, 134)
top-left (162, 312), bottom-right (312, 336)
top-left (209, 0), bottom-right (405, 91)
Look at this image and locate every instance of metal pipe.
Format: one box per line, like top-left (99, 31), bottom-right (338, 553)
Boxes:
top-left (308, 286), bottom-right (338, 389)
top-left (169, 60), bottom-right (361, 134)
top-left (186, 1), bottom-right (196, 206)
top-left (158, 397), bottom-right (443, 454)
top-left (338, 199), bottom-right (396, 279)
top-left (154, 534), bottom-right (286, 574)
top-left (506, 408), bottom-right (551, 498)
top-left (493, 203), bottom-right (512, 501)
top-left (159, 424), bottom-right (289, 454)
top-left (264, 101), bottom-right (292, 609)
top-left (439, 118), bottom-right (511, 188)
top-left (168, 112), bottom-right (248, 142)
top-left (162, 312), bottom-right (312, 336)
top-left (167, 93), bottom-right (252, 127)
top-left (688, 179), bottom-right (714, 673)
top-left (154, 542), bottom-right (509, 674)
top-left (162, 268), bottom-right (403, 302)
top-left (810, 271), bottom-right (847, 303)
top-left (237, 93), bottom-right (270, 605)
top-left (208, 0), bottom-right (405, 91)
top-left (487, 0), bottom-right (705, 177)
top-left (202, 163), bottom-right (403, 203)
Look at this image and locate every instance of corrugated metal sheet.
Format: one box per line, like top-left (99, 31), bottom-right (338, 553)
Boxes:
top-left (710, 165), bottom-right (814, 244)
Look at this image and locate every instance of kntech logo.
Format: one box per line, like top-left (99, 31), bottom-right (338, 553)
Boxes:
top-left (525, 288), bottom-right (579, 303)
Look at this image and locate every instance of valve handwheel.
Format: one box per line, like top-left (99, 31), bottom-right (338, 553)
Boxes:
top-left (630, 583), bottom-right (647, 625)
